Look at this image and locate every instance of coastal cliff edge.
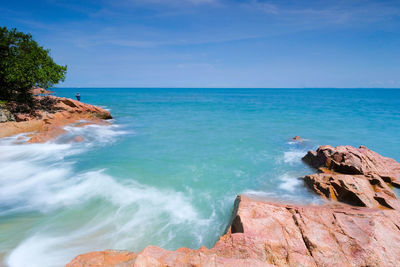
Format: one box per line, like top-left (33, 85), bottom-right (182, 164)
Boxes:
top-left (66, 145), bottom-right (400, 267)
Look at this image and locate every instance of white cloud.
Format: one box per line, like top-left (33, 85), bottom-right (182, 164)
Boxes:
top-left (245, 0), bottom-right (400, 25)
top-left (247, 1), bottom-right (278, 14)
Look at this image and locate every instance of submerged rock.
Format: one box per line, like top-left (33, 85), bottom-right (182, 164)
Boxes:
top-left (72, 135), bottom-right (84, 143)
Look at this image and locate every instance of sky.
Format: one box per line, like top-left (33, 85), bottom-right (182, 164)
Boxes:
top-left (1, 0), bottom-right (400, 88)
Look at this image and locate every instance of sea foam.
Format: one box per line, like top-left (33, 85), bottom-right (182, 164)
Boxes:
top-left (283, 149), bottom-right (306, 164)
top-left (0, 124), bottom-right (210, 267)
top-left (278, 173), bottom-right (302, 192)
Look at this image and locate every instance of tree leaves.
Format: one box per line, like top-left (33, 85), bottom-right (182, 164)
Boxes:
top-left (0, 27), bottom-right (67, 104)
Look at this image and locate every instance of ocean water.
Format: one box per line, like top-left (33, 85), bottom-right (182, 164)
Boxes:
top-left (0, 88), bottom-right (399, 267)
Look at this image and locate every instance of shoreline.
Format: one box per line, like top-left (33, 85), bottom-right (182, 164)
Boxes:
top-left (0, 96), bottom-right (112, 143)
top-left (67, 145), bottom-right (400, 266)
top-left (2, 94), bottom-right (399, 266)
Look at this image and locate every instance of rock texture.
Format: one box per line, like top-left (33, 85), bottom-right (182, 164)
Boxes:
top-left (66, 145), bottom-right (400, 267)
top-left (67, 196), bottom-right (400, 267)
top-left (30, 87), bottom-right (54, 95)
top-left (0, 96), bottom-right (111, 142)
top-left (302, 145), bottom-right (400, 187)
top-left (304, 173), bottom-right (400, 210)
top-left (0, 107), bottom-right (15, 123)
top-left (302, 145), bottom-right (400, 210)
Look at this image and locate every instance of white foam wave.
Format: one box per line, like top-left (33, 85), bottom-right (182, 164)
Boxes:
top-left (242, 189), bottom-right (302, 204)
top-left (5, 169), bottom-right (204, 267)
top-left (242, 190), bottom-right (276, 199)
top-left (98, 105), bottom-right (111, 112)
top-left (283, 150), bottom-right (305, 164)
top-left (0, 124), bottom-right (210, 267)
top-left (278, 173), bottom-right (301, 192)
top-left (287, 138), bottom-right (309, 145)
top-left (243, 189), bottom-right (321, 205)
top-left (59, 123), bottom-right (129, 145)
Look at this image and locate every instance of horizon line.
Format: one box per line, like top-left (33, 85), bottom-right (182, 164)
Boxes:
top-left (52, 87), bottom-right (400, 89)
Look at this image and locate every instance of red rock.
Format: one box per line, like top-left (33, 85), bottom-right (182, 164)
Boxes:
top-left (54, 97), bottom-right (112, 120)
top-left (27, 124), bottom-right (67, 143)
top-left (14, 113), bottom-right (32, 122)
top-left (66, 196), bottom-right (400, 267)
top-left (291, 136), bottom-right (302, 141)
top-left (0, 96), bottom-right (112, 142)
top-left (65, 250), bottom-right (137, 267)
top-left (73, 136), bottom-right (84, 143)
top-left (66, 146), bottom-right (400, 266)
top-left (304, 173), bottom-right (400, 209)
top-left (31, 87), bottom-right (54, 95)
top-left (302, 145), bottom-right (400, 187)
top-left (302, 145), bottom-right (400, 211)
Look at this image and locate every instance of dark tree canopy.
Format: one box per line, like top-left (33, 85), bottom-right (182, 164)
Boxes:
top-left (0, 27), bottom-right (67, 103)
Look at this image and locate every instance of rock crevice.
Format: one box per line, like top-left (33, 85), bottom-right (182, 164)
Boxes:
top-left (66, 145), bottom-right (400, 266)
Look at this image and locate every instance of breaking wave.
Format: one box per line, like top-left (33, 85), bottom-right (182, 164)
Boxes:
top-left (283, 149), bottom-right (306, 164)
top-left (0, 124), bottom-right (213, 267)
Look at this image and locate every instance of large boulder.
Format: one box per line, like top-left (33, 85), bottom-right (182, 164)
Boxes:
top-left (67, 196), bottom-right (400, 267)
top-left (302, 145), bottom-right (400, 210)
top-left (218, 196), bottom-right (400, 267)
top-left (65, 145), bottom-right (400, 266)
top-left (302, 145), bottom-right (400, 187)
top-left (304, 173), bottom-right (400, 209)
top-left (55, 97), bottom-right (112, 120)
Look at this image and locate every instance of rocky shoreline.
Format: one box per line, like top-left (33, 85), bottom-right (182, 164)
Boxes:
top-left (66, 145), bottom-right (400, 267)
top-left (0, 96), bottom-right (112, 143)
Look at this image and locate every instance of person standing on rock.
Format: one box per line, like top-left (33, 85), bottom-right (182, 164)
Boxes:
top-left (76, 93), bottom-right (81, 101)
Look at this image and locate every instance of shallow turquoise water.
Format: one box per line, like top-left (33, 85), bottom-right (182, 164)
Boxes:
top-left (0, 88), bottom-right (399, 266)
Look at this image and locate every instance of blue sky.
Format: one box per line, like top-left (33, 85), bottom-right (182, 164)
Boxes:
top-left (1, 0), bottom-right (400, 88)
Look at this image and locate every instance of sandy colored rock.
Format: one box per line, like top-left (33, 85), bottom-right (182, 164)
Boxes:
top-left (0, 120), bottom-right (44, 137)
top-left (0, 96), bottom-right (112, 143)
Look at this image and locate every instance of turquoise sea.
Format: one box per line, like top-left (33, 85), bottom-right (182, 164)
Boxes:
top-left (1, 88), bottom-right (400, 267)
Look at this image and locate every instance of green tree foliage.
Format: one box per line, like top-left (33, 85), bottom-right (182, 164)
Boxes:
top-left (0, 27), bottom-right (67, 103)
